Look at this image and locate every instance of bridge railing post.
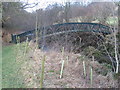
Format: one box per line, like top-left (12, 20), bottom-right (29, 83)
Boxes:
top-left (11, 34), bottom-right (17, 44)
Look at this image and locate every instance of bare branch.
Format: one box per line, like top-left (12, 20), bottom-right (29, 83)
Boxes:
top-left (21, 2), bottom-right (39, 9)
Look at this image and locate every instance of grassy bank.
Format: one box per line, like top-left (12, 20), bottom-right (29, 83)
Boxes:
top-left (2, 45), bottom-right (24, 88)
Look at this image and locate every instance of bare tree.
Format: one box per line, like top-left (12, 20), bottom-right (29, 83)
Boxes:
top-left (93, 2), bottom-right (115, 24)
top-left (99, 2), bottom-right (119, 73)
top-left (112, 3), bottom-right (119, 73)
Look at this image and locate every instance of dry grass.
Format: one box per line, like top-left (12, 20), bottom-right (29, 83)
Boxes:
top-left (20, 47), bottom-right (118, 88)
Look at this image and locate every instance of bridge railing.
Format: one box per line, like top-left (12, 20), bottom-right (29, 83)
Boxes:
top-left (11, 22), bottom-right (112, 43)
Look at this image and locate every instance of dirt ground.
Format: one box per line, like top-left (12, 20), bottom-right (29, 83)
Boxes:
top-left (1, 29), bottom-right (25, 45)
top-left (20, 45), bottom-right (118, 88)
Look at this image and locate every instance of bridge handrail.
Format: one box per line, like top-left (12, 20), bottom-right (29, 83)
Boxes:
top-left (11, 22), bottom-right (112, 43)
top-left (43, 29), bottom-right (111, 38)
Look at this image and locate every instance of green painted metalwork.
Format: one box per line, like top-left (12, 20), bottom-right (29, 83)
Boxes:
top-left (11, 22), bottom-right (112, 43)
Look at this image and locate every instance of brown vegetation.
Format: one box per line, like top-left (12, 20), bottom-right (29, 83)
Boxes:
top-left (1, 1), bottom-right (119, 88)
top-left (20, 48), bottom-right (118, 88)
top-left (2, 29), bottom-right (12, 43)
